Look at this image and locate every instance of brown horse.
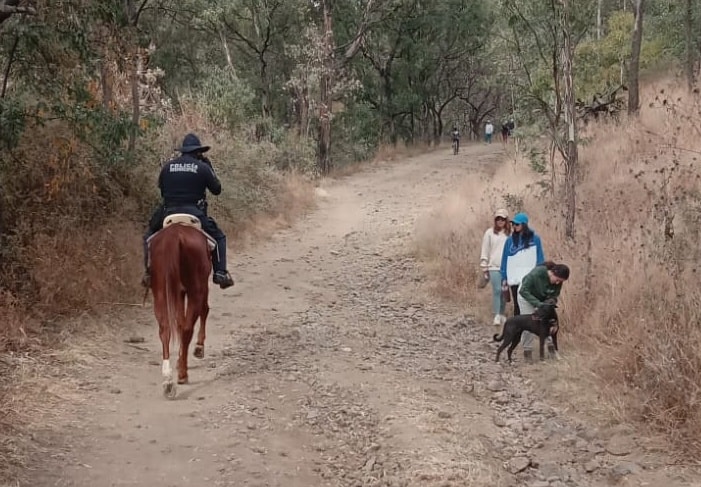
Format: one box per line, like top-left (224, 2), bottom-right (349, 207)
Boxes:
top-left (148, 219), bottom-right (212, 399)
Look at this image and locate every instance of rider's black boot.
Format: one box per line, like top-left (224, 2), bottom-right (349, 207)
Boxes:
top-left (212, 235), bottom-right (234, 289)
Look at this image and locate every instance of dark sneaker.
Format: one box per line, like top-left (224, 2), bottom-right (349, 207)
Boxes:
top-left (141, 271), bottom-right (151, 288)
top-left (213, 271), bottom-right (234, 289)
top-left (523, 350), bottom-right (533, 363)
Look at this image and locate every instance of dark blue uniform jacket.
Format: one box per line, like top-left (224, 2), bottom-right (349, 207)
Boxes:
top-left (158, 154), bottom-right (221, 208)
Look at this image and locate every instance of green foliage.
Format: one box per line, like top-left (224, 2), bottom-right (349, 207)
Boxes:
top-left (349, 0), bottom-right (494, 143)
top-left (0, 99), bottom-right (26, 151)
top-left (270, 134), bottom-right (317, 174)
top-left (332, 101), bottom-right (382, 165)
top-left (185, 68), bottom-right (257, 131)
top-left (576, 11), bottom-right (668, 97)
top-left (527, 147), bottom-right (548, 175)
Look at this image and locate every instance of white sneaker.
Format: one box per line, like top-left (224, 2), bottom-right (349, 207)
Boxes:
top-left (499, 314), bottom-right (507, 325)
top-left (493, 314), bottom-right (502, 326)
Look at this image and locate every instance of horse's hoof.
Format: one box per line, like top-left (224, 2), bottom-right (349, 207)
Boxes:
top-left (193, 345), bottom-right (204, 359)
top-left (163, 380), bottom-right (177, 400)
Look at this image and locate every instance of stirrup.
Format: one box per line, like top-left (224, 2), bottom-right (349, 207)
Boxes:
top-left (213, 271), bottom-right (234, 289)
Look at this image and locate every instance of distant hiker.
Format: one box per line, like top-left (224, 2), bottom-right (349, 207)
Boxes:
top-left (507, 118), bottom-right (515, 136)
top-left (451, 126), bottom-right (460, 154)
top-left (501, 122), bottom-right (509, 144)
top-left (485, 121), bottom-right (494, 144)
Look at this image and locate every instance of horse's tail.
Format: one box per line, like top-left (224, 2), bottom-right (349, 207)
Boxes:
top-left (163, 229), bottom-right (184, 347)
top-left (493, 333), bottom-right (503, 342)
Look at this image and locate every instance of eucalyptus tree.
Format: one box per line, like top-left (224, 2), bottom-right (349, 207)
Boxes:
top-left (500, 0), bottom-right (596, 238)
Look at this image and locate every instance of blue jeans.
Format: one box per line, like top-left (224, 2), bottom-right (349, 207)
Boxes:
top-left (489, 271), bottom-right (505, 315)
top-left (143, 203), bottom-right (228, 274)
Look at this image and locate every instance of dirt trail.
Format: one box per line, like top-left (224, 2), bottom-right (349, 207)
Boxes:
top-left (30, 144), bottom-right (700, 487)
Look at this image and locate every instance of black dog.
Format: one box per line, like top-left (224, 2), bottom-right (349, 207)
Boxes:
top-left (493, 302), bottom-right (559, 363)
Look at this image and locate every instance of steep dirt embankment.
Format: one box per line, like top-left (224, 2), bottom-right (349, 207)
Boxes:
top-left (25, 144), bottom-right (700, 487)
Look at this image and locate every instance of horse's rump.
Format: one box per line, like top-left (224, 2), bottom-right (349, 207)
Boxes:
top-left (150, 225), bottom-right (211, 346)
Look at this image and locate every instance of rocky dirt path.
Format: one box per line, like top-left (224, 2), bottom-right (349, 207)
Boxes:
top-left (29, 144), bottom-right (701, 487)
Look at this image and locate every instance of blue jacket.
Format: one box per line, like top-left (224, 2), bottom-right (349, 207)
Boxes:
top-left (500, 231), bottom-right (545, 286)
top-left (158, 154), bottom-right (221, 208)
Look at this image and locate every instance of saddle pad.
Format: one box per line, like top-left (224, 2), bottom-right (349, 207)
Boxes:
top-left (164, 213), bottom-right (201, 229)
top-left (147, 225), bottom-right (217, 252)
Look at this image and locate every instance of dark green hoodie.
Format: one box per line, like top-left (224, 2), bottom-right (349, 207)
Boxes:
top-left (518, 265), bottom-right (563, 308)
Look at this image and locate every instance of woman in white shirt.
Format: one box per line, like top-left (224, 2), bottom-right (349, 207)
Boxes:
top-left (480, 209), bottom-right (511, 325)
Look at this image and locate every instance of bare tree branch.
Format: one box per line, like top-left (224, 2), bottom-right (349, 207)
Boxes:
top-left (0, 0), bottom-right (36, 28)
top-left (0, 5), bottom-right (36, 15)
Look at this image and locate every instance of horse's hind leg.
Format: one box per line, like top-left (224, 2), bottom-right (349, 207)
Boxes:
top-left (179, 293), bottom-right (204, 384)
top-left (194, 302), bottom-right (209, 360)
top-left (155, 302), bottom-right (176, 399)
top-left (178, 323), bottom-right (194, 384)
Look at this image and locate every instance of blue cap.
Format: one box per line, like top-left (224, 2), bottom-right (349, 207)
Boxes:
top-left (512, 212), bottom-right (529, 225)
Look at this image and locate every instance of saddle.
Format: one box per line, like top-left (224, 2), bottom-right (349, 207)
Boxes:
top-left (146, 213), bottom-right (217, 251)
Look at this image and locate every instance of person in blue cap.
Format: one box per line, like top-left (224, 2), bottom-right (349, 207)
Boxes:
top-left (500, 212), bottom-right (544, 314)
top-left (499, 211), bottom-right (545, 361)
top-left (141, 133), bottom-right (234, 290)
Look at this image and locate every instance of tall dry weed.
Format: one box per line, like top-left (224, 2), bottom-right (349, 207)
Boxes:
top-left (416, 80), bottom-right (701, 451)
top-left (417, 82), bottom-right (701, 451)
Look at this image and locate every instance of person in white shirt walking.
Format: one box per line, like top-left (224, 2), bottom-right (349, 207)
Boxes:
top-left (485, 120), bottom-right (494, 144)
top-left (480, 208), bottom-right (511, 325)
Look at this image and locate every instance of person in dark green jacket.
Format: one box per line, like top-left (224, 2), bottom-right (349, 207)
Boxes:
top-left (517, 261), bottom-right (570, 360)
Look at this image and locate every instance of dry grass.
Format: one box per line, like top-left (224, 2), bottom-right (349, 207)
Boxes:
top-left (0, 102), bottom-right (321, 484)
top-left (415, 79), bottom-right (701, 454)
top-left (414, 148), bottom-right (534, 322)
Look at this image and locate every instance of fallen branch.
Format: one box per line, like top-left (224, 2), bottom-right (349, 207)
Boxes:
top-left (0, 5), bottom-right (37, 15)
top-left (125, 343), bottom-right (150, 352)
top-left (97, 301), bottom-right (144, 307)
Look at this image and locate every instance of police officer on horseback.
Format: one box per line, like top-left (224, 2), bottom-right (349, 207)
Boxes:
top-left (142, 133), bottom-right (235, 290)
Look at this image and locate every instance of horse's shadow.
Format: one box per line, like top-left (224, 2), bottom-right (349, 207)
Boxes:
top-left (173, 377), bottom-right (218, 400)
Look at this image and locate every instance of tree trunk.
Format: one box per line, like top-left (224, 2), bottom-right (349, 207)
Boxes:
top-left (628, 0), bottom-right (644, 115)
top-left (686, 0), bottom-right (695, 91)
top-left (219, 28), bottom-right (236, 75)
top-left (298, 84), bottom-right (310, 138)
top-left (260, 59), bottom-right (271, 119)
top-left (381, 72), bottom-right (397, 145)
top-left (597, 0), bottom-right (603, 40)
top-left (318, 0), bottom-right (333, 175)
top-left (1, 35), bottom-right (18, 98)
top-left (128, 49), bottom-right (140, 152)
top-left (100, 59), bottom-right (113, 111)
top-left (562, 0), bottom-right (578, 239)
